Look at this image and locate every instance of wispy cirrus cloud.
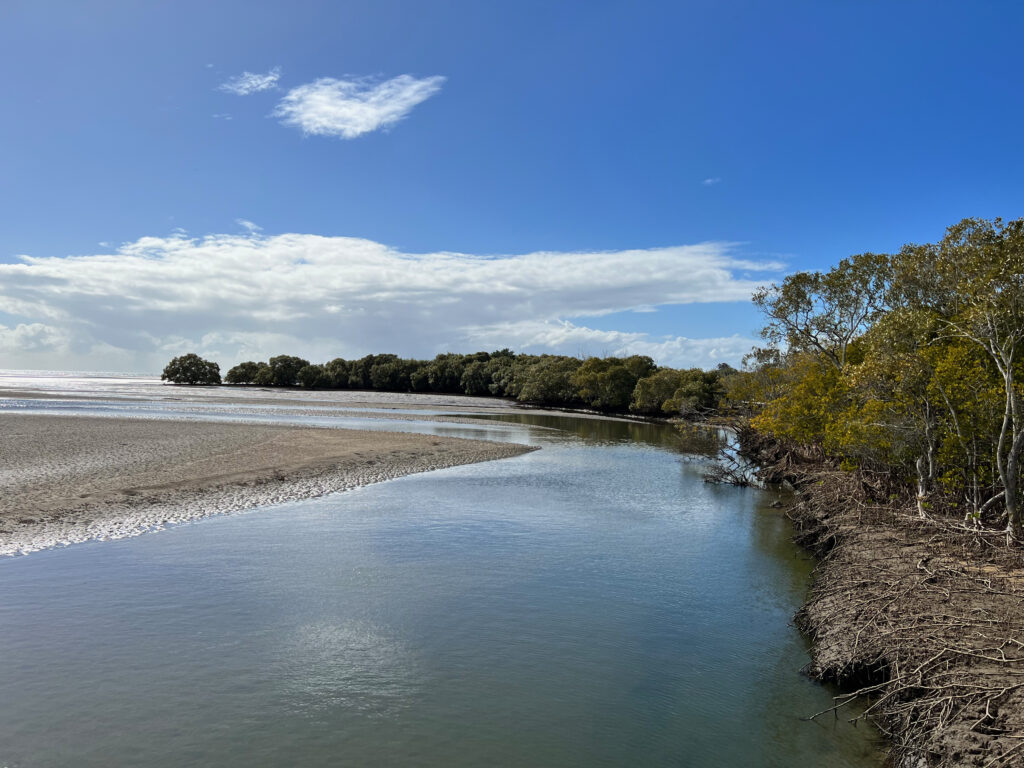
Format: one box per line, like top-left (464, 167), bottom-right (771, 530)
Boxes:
top-left (702, 177), bottom-right (721, 186)
top-left (219, 67), bottom-right (281, 95)
top-left (0, 232), bottom-right (775, 371)
top-left (272, 75), bottom-right (445, 139)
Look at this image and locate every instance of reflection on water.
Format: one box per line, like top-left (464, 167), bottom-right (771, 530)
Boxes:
top-left (278, 620), bottom-right (422, 718)
top-left (0, 396), bottom-right (883, 767)
top-left (464, 411), bottom-right (726, 457)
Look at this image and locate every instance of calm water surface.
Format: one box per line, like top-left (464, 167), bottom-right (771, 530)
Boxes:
top-left (0, 403), bottom-right (883, 767)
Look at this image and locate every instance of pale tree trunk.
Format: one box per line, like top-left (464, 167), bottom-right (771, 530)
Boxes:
top-left (1004, 362), bottom-right (1023, 541)
top-left (990, 358), bottom-right (1022, 542)
top-left (1006, 429), bottom-right (1024, 541)
top-left (915, 408), bottom-right (936, 520)
top-left (915, 457), bottom-right (929, 519)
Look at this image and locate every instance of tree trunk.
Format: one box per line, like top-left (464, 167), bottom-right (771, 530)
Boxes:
top-left (915, 456), bottom-right (929, 519)
top-left (1004, 360), bottom-right (1023, 541)
top-left (1005, 430), bottom-right (1024, 541)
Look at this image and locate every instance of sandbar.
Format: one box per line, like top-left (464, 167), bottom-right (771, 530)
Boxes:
top-left (0, 414), bottom-right (535, 556)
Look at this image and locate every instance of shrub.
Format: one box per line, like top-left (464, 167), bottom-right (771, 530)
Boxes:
top-left (161, 353), bottom-right (221, 385)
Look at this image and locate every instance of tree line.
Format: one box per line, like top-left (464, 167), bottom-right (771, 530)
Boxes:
top-left (163, 349), bottom-right (736, 418)
top-left (728, 217), bottom-right (1024, 539)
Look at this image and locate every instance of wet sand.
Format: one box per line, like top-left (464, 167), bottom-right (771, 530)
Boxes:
top-left (0, 414), bottom-right (534, 556)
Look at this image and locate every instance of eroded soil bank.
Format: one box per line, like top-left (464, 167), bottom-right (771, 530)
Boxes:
top-left (0, 414), bottom-right (534, 556)
top-left (742, 429), bottom-right (1024, 768)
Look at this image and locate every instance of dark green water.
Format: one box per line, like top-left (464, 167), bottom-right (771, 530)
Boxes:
top-left (0, 409), bottom-right (883, 767)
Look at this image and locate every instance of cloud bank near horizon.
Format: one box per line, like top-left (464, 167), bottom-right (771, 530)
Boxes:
top-left (0, 232), bottom-right (776, 372)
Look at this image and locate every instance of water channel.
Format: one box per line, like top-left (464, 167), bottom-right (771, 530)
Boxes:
top-left (0, 398), bottom-right (883, 767)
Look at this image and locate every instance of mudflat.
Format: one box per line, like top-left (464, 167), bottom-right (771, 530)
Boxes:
top-left (0, 414), bottom-right (534, 556)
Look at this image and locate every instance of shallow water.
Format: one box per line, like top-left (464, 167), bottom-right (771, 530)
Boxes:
top-left (0, 399), bottom-right (883, 767)
top-left (0, 369), bottom-right (513, 409)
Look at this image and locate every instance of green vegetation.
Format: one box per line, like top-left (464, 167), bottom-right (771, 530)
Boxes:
top-left (733, 217), bottom-right (1024, 539)
top-left (216, 350), bottom-right (733, 417)
top-left (160, 353), bottom-right (221, 385)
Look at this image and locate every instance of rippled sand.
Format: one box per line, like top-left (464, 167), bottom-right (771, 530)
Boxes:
top-left (0, 414), bottom-right (534, 556)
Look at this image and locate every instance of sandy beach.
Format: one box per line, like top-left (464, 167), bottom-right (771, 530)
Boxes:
top-left (0, 414), bottom-right (534, 556)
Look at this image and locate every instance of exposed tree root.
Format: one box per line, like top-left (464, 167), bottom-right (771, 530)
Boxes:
top-left (743, 428), bottom-right (1024, 767)
top-left (702, 431), bottom-right (759, 486)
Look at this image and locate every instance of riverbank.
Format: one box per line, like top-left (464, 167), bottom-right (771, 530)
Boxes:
top-left (742, 429), bottom-right (1024, 767)
top-left (0, 414), bottom-right (535, 557)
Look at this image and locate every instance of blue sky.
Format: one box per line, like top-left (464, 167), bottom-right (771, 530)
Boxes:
top-left (1, 1), bottom-right (1022, 372)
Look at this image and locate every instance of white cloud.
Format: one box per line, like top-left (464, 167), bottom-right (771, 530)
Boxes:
top-left (0, 233), bottom-right (777, 371)
top-left (236, 219), bottom-right (262, 233)
top-left (462, 320), bottom-right (756, 368)
top-left (219, 68), bottom-right (281, 95)
top-left (702, 177), bottom-right (721, 186)
top-left (0, 323), bottom-right (68, 353)
top-left (273, 75), bottom-right (445, 138)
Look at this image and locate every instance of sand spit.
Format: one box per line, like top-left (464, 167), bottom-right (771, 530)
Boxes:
top-left (0, 414), bottom-right (535, 557)
top-left (0, 387), bottom-right (517, 411)
top-left (0, 377), bottom-right (632, 422)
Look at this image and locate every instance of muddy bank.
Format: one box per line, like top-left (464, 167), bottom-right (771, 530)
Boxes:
top-left (0, 414), bottom-right (535, 557)
top-left (741, 428), bottom-right (1024, 767)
